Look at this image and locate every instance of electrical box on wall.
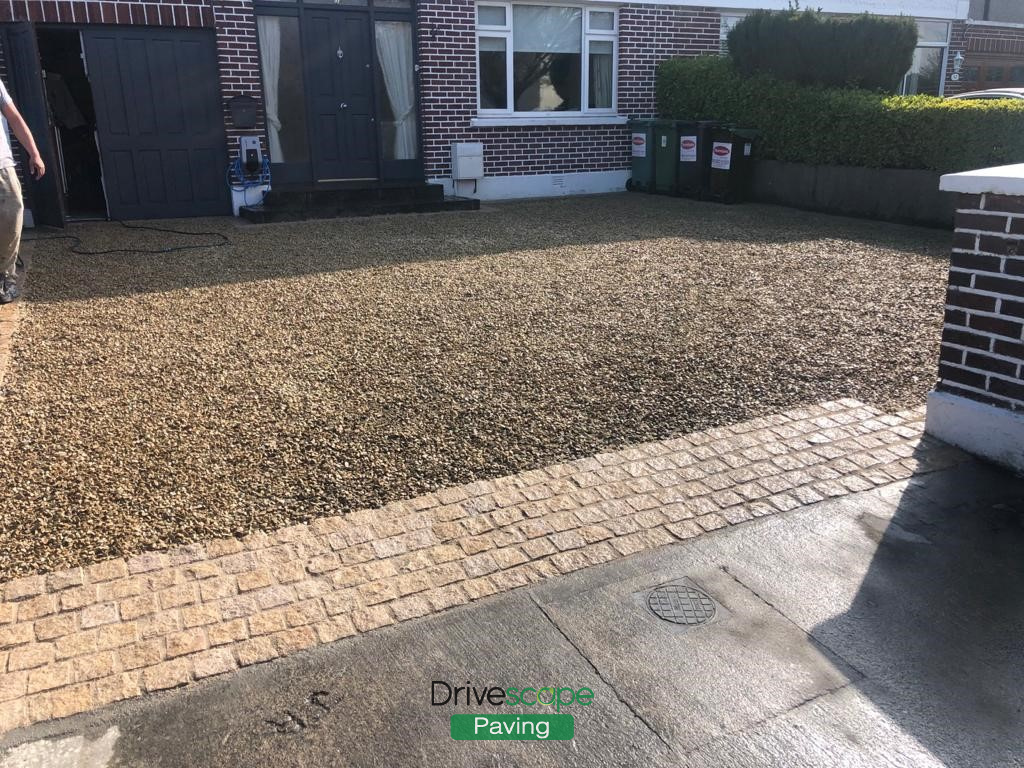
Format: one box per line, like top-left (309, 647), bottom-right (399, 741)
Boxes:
top-left (451, 142), bottom-right (484, 180)
top-left (239, 136), bottom-right (262, 177)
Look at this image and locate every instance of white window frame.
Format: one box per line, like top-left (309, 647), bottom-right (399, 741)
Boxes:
top-left (901, 17), bottom-right (952, 96)
top-left (719, 12), bottom-right (746, 55)
top-left (475, 2), bottom-right (620, 121)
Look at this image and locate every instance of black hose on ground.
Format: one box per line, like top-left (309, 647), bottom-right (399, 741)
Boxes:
top-left (21, 219), bottom-right (231, 256)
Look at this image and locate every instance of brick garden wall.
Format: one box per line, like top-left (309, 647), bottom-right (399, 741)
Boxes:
top-left (939, 192), bottom-right (1024, 410)
top-left (416, 1), bottom-right (720, 180)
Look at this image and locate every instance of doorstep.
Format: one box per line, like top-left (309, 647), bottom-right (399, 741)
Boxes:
top-left (0, 399), bottom-right (966, 734)
top-left (238, 182), bottom-right (480, 223)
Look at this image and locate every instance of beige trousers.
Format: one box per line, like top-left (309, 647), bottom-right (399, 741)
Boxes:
top-left (0, 166), bottom-right (24, 280)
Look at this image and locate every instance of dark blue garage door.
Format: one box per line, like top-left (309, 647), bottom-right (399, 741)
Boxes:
top-left (83, 27), bottom-right (230, 219)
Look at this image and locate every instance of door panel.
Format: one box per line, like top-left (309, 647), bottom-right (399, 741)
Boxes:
top-left (2, 23), bottom-right (65, 227)
top-left (304, 10), bottom-right (378, 181)
top-left (82, 27), bottom-right (229, 219)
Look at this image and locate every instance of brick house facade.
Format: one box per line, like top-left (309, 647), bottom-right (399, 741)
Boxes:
top-left (0, 0), bottom-right (975, 220)
top-left (952, 21), bottom-right (1024, 93)
top-left (417, 1), bottom-right (719, 195)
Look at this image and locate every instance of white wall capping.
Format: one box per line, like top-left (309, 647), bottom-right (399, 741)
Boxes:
top-left (926, 391), bottom-right (1024, 473)
top-left (940, 164), bottom-right (1024, 196)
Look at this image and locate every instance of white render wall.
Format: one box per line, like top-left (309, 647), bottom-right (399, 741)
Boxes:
top-left (926, 392), bottom-right (1024, 472)
top-left (432, 170), bottom-right (630, 201)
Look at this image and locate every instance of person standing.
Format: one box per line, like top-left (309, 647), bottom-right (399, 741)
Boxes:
top-left (1, 75), bottom-right (46, 304)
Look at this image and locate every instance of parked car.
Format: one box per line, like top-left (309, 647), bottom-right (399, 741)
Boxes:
top-left (947, 88), bottom-right (1024, 101)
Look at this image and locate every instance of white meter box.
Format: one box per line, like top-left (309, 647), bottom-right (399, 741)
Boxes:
top-left (452, 142), bottom-right (484, 180)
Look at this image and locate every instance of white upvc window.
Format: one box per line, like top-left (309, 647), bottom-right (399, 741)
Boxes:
top-left (902, 18), bottom-right (951, 96)
top-left (719, 13), bottom-right (746, 55)
top-left (476, 2), bottom-right (618, 117)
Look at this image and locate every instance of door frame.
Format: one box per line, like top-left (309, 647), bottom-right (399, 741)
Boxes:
top-left (35, 25), bottom-right (111, 221)
top-left (252, 0), bottom-right (424, 187)
top-left (1, 21), bottom-right (67, 227)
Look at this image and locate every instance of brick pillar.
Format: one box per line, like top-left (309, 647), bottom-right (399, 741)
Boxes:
top-left (926, 165), bottom-right (1024, 471)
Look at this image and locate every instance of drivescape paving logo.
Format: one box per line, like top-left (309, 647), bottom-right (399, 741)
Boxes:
top-left (432, 680), bottom-right (594, 741)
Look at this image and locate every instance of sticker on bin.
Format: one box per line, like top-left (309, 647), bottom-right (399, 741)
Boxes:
top-left (679, 136), bottom-right (698, 162)
top-left (711, 142), bottom-right (732, 170)
top-left (744, 143), bottom-right (752, 156)
top-left (631, 133), bottom-right (647, 158)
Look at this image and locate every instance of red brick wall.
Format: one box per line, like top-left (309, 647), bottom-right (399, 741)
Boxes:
top-left (416, 0), bottom-right (720, 180)
top-left (210, 0), bottom-right (266, 165)
top-left (940, 192), bottom-right (1024, 411)
top-left (966, 21), bottom-right (1024, 55)
top-left (617, 5), bottom-right (718, 118)
top-left (944, 19), bottom-right (968, 95)
top-left (947, 20), bottom-right (1024, 94)
top-left (0, 1), bottom-right (212, 27)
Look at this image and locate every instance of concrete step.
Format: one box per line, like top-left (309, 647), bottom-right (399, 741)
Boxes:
top-left (238, 194), bottom-right (479, 224)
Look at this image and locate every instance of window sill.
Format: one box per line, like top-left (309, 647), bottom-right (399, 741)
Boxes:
top-left (470, 115), bottom-right (628, 127)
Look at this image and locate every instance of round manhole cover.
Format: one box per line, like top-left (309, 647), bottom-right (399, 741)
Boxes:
top-left (647, 584), bottom-right (715, 625)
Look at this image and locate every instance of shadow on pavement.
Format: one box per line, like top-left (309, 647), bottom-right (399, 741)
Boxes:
top-left (812, 447), bottom-right (1024, 768)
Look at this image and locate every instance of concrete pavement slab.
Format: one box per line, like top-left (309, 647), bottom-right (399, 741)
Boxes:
top-left (679, 681), bottom-right (945, 768)
top-left (88, 591), bottom-right (670, 768)
top-left (532, 563), bottom-right (859, 753)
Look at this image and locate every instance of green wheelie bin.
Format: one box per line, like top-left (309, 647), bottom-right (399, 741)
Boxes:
top-left (653, 120), bottom-right (679, 195)
top-left (627, 119), bottom-right (655, 192)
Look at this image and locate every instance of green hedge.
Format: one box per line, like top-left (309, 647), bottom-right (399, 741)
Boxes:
top-left (727, 10), bottom-right (917, 91)
top-left (656, 56), bottom-right (1024, 173)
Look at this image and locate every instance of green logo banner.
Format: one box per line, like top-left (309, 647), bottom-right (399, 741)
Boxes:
top-left (450, 714), bottom-right (574, 741)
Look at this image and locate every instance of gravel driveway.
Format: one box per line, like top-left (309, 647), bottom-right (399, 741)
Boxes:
top-left (0, 194), bottom-right (950, 579)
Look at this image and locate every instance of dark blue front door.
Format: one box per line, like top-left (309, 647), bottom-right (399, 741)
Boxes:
top-left (304, 9), bottom-right (378, 182)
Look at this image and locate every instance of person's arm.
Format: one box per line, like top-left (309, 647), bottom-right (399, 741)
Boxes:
top-left (0, 101), bottom-right (45, 179)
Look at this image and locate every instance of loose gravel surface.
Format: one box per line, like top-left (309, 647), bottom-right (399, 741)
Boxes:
top-left (0, 194), bottom-right (950, 580)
